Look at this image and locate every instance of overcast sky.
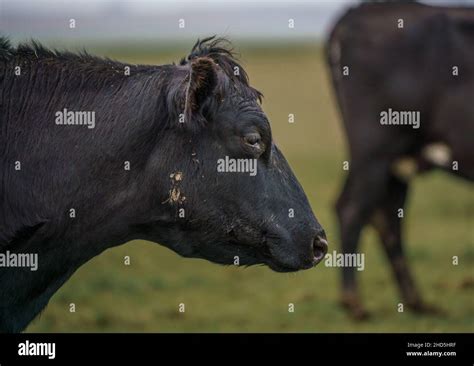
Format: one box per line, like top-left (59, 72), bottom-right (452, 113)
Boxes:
top-left (0, 0), bottom-right (471, 43)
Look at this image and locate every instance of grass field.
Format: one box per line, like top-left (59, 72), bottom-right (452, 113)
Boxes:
top-left (26, 42), bottom-right (473, 332)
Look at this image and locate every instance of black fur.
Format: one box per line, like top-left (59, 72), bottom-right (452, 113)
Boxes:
top-left (0, 36), bottom-right (325, 332)
top-left (326, 2), bottom-right (474, 318)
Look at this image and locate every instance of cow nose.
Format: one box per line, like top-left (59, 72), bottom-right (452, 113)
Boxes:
top-left (312, 235), bottom-right (328, 264)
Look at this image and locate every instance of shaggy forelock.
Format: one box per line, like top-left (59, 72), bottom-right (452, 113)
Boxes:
top-left (179, 36), bottom-right (263, 104)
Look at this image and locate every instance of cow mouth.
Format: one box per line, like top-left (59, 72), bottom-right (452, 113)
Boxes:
top-left (265, 258), bottom-right (316, 273)
top-left (261, 236), bottom-right (318, 273)
top-left (266, 261), bottom-right (302, 273)
top-left (263, 246), bottom-right (317, 272)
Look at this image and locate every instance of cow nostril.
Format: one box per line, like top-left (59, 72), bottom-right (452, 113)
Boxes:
top-left (313, 236), bottom-right (328, 264)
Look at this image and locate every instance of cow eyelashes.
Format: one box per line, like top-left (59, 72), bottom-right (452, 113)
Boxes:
top-left (243, 132), bottom-right (261, 147)
top-left (243, 132), bottom-right (265, 157)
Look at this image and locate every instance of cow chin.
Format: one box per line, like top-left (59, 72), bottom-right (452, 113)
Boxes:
top-left (263, 252), bottom-right (317, 273)
top-left (265, 260), bottom-right (311, 273)
top-left (183, 242), bottom-right (315, 273)
top-left (177, 240), bottom-right (274, 270)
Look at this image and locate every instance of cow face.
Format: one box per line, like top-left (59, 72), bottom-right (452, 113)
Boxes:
top-left (145, 51), bottom-right (327, 272)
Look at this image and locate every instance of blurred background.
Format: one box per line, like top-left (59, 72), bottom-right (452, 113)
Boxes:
top-left (1, 0), bottom-right (472, 332)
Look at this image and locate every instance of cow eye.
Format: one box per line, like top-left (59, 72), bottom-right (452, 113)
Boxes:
top-left (243, 133), bottom-right (261, 147)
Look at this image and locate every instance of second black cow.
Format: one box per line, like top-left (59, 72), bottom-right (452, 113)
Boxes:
top-left (326, 2), bottom-right (473, 318)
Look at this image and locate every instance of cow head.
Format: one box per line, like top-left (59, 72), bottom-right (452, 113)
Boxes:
top-left (141, 37), bottom-right (327, 272)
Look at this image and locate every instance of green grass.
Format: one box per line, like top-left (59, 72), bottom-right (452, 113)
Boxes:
top-left (27, 44), bottom-right (474, 332)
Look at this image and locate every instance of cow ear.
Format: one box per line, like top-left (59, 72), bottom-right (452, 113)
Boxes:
top-left (183, 57), bottom-right (217, 120)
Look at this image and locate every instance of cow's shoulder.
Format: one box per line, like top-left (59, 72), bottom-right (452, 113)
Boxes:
top-left (0, 219), bottom-right (47, 250)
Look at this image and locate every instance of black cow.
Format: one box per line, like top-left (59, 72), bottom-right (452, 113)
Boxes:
top-left (0, 36), bottom-right (328, 332)
top-left (326, 2), bottom-right (474, 318)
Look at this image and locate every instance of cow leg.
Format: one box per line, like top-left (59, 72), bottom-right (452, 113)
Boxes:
top-left (337, 175), bottom-right (366, 319)
top-left (336, 162), bottom-right (390, 319)
top-left (371, 175), bottom-right (442, 314)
